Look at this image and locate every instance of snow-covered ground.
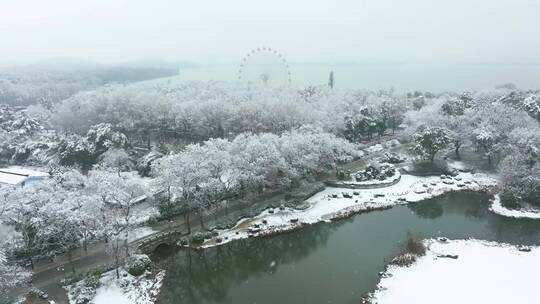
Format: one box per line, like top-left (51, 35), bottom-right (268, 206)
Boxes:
top-left (371, 239), bottom-right (540, 304)
top-left (68, 268), bottom-right (165, 304)
top-left (198, 172), bottom-right (497, 248)
top-left (489, 194), bottom-right (540, 219)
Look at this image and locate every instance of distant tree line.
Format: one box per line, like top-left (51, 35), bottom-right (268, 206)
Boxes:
top-left (0, 66), bottom-right (178, 107)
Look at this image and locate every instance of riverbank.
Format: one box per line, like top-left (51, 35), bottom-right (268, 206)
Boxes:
top-left (489, 194), bottom-right (540, 219)
top-left (191, 172), bottom-right (498, 249)
top-left (66, 267), bottom-right (165, 304)
top-left (369, 239), bottom-right (540, 304)
top-left (12, 138), bottom-right (502, 303)
top-left (6, 137), bottom-right (391, 301)
top-left (154, 191), bottom-right (540, 304)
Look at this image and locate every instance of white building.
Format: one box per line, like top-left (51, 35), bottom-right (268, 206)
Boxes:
top-left (0, 167), bottom-right (49, 187)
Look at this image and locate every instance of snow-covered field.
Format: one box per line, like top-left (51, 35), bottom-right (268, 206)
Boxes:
top-left (489, 194), bottom-right (540, 219)
top-left (199, 172), bottom-right (497, 248)
top-left (371, 239), bottom-right (540, 304)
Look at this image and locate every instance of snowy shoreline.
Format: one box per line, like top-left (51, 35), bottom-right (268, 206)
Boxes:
top-left (489, 194), bottom-right (540, 219)
top-left (67, 268), bottom-right (165, 304)
top-left (369, 239), bottom-right (540, 304)
top-left (193, 172), bottom-right (498, 249)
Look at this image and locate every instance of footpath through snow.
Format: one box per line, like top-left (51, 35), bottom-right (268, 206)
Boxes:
top-left (198, 172), bottom-right (498, 248)
top-left (370, 239), bottom-right (540, 304)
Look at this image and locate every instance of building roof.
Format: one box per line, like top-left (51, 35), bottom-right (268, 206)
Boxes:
top-left (0, 172), bottom-right (27, 185)
top-left (0, 167), bottom-right (49, 185)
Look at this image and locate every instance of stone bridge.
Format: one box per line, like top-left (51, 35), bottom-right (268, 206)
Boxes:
top-left (135, 229), bottom-right (187, 254)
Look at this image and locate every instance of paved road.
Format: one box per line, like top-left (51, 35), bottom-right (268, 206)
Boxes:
top-left (27, 198), bottom-right (266, 303)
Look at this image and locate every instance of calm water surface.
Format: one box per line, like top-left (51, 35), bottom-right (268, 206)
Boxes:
top-left (178, 64), bottom-right (540, 92)
top-left (154, 192), bottom-right (540, 304)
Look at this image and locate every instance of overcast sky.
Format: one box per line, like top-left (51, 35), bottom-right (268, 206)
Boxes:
top-left (1, 0), bottom-right (539, 65)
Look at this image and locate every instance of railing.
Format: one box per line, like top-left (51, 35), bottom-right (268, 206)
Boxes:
top-left (136, 229), bottom-right (187, 253)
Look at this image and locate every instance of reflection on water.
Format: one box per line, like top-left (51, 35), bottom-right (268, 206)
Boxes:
top-left (155, 192), bottom-right (540, 304)
top-left (154, 220), bottom-right (346, 304)
top-left (409, 200), bottom-right (444, 219)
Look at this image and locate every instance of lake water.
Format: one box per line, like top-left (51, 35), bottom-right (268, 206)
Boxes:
top-left (178, 64), bottom-right (540, 93)
top-left (153, 192), bottom-right (540, 304)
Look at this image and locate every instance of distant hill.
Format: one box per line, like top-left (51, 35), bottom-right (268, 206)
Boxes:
top-left (0, 59), bottom-right (188, 106)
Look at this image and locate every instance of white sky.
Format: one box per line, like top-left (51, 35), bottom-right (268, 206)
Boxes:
top-left (1, 0), bottom-right (539, 65)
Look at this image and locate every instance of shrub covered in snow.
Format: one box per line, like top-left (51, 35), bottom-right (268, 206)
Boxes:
top-left (390, 253), bottom-right (418, 267)
top-left (66, 270), bottom-right (103, 304)
top-left (354, 163), bottom-right (396, 182)
top-left (390, 233), bottom-right (426, 267)
top-left (126, 254), bottom-right (151, 277)
top-left (191, 232), bottom-right (205, 245)
top-left (72, 282), bottom-right (99, 304)
top-left (380, 152), bottom-right (406, 164)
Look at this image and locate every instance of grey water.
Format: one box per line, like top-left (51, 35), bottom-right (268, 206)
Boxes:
top-left (178, 64), bottom-right (540, 92)
top-left (153, 192), bottom-right (540, 304)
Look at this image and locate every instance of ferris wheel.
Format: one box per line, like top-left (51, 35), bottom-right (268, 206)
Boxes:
top-left (238, 47), bottom-right (292, 86)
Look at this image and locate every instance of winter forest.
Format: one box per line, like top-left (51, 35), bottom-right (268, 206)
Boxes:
top-left (2, 1), bottom-right (540, 304)
top-left (2, 74), bottom-right (540, 303)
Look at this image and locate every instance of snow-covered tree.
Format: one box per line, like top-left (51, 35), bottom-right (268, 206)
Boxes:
top-left (57, 134), bottom-right (95, 167)
top-left (0, 181), bottom-right (85, 261)
top-left (88, 170), bottom-right (145, 255)
top-left (498, 126), bottom-right (540, 208)
top-left (466, 100), bottom-right (534, 166)
top-left (0, 248), bottom-right (31, 300)
top-left (152, 151), bottom-right (210, 233)
top-left (86, 123), bottom-right (128, 155)
top-left (411, 127), bottom-right (451, 163)
top-left (50, 81), bottom-right (409, 146)
top-left (58, 124), bottom-right (129, 168)
top-left (96, 148), bottom-right (133, 176)
top-left (522, 94), bottom-right (540, 122)
top-left (151, 127), bottom-right (359, 226)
